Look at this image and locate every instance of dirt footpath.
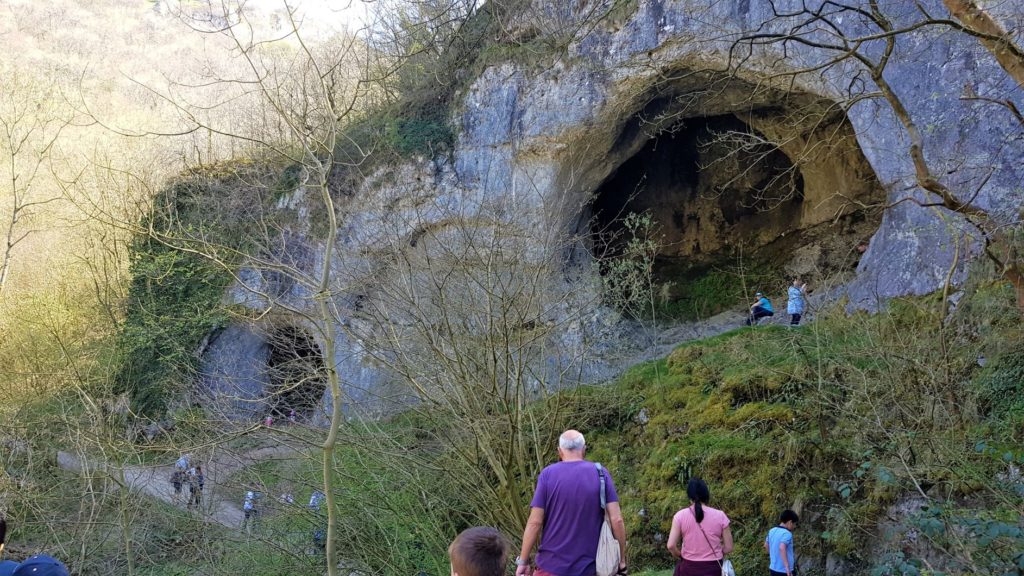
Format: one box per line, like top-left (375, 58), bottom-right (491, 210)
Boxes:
top-left (57, 443), bottom-right (299, 529)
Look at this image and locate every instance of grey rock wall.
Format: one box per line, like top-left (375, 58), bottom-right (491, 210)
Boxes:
top-left (199, 324), bottom-right (271, 419)
top-left (200, 0), bottom-right (1023, 416)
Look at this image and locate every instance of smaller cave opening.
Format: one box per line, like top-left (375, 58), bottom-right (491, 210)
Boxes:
top-left (264, 326), bottom-right (326, 419)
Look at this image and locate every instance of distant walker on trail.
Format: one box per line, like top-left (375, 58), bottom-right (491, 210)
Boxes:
top-left (187, 465), bottom-right (205, 509)
top-left (170, 470), bottom-right (185, 503)
top-left (308, 490), bottom-right (325, 512)
top-left (242, 491), bottom-right (258, 532)
top-left (746, 292), bottom-right (774, 326)
top-left (171, 454), bottom-right (190, 504)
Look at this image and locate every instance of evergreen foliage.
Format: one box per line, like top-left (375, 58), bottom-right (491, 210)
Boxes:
top-left (113, 164), bottom-right (290, 415)
top-left (114, 235), bottom-right (230, 415)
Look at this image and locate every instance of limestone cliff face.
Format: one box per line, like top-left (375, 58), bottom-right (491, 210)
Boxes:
top-left (199, 0), bottom-right (1023, 418)
top-left (452, 0), bottom-right (1022, 305)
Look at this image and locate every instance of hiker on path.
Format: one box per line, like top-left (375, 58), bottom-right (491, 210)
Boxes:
top-left (308, 490), bottom-right (325, 512)
top-left (787, 279), bottom-right (808, 326)
top-left (188, 465), bottom-right (205, 509)
top-left (241, 491), bottom-right (258, 531)
top-left (765, 510), bottom-right (799, 576)
top-left (745, 292), bottom-right (774, 326)
top-left (666, 477), bottom-right (733, 576)
top-left (175, 454), bottom-right (189, 471)
top-left (515, 429), bottom-right (628, 576)
top-left (170, 469), bottom-right (185, 504)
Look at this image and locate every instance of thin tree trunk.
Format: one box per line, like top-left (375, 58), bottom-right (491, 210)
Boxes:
top-left (943, 0), bottom-right (1024, 88)
top-left (314, 163), bottom-right (344, 576)
top-left (0, 247), bottom-right (11, 294)
top-left (1006, 265), bottom-right (1024, 312)
top-left (2, 154), bottom-right (18, 295)
top-left (118, 465), bottom-right (136, 576)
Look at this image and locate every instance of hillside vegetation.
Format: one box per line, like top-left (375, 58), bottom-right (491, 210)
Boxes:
top-left (2, 1), bottom-right (1023, 575)
top-left (9, 271), bottom-right (1021, 575)
top-left (374, 276), bottom-right (1023, 575)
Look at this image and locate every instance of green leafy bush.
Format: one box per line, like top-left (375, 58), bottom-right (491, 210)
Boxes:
top-left (385, 114), bottom-right (455, 157)
top-left (114, 238), bottom-right (230, 415)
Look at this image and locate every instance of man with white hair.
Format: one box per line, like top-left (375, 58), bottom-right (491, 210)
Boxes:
top-left (515, 430), bottom-right (627, 576)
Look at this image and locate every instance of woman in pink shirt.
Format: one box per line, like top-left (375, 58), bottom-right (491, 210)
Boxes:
top-left (666, 478), bottom-right (733, 576)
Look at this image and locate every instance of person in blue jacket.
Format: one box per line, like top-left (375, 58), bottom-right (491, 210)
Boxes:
top-left (787, 279), bottom-right (808, 326)
top-left (745, 292), bottom-right (774, 326)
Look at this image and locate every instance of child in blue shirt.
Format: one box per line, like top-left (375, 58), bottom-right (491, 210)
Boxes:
top-left (765, 509), bottom-right (798, 576)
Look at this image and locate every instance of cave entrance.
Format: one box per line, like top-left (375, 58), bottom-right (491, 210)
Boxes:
top-left (590, 110), bottom-right (883, 320)
top-left (265, 326), bottom-right (326, 419)
top-left (593, 114), bottom-right (804, 261)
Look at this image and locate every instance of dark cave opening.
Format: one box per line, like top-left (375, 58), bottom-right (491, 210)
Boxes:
top-left (265, 326), bottom-right (326, 418)
top-left (589, 111), bottom-right (882, 320)
top-left (592, 114), bottom-right (805, 262)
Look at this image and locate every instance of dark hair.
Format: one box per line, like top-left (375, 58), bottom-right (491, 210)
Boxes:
top-left (779, 509), bottom-right (799, 525)
top-left (0, 516), bottom-right (7, 544)
top-left (687, 477), bottom-right (711, 523)
top-left (449, 526), bottom-right (509, 576)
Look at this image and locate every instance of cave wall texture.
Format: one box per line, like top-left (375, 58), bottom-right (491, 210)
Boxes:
top-left (200, 0), bottom-right (1024, 416)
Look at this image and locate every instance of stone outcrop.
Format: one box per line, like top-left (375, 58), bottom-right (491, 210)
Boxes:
top-left (199, 0), bottom-right (1023, 419)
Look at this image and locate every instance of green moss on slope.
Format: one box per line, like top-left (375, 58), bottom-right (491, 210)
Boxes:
top-left (582, 286), bottom-right (1023, 574)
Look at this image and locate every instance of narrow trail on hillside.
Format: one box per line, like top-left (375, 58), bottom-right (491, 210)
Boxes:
top-left (628, 287), bottom-right (836, 367)
top-left (57, 443), bottom-right (302, 529)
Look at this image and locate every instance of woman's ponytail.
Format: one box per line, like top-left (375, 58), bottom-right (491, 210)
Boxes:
top-left (686, 477), bottom-right (711, 523)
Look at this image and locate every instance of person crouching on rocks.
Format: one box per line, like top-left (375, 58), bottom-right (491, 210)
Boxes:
top-left (745, 292), bottom-right (774, 326)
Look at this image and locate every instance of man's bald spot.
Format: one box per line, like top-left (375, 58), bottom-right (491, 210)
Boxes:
top-left (558, 429), bottom-right (585, 451)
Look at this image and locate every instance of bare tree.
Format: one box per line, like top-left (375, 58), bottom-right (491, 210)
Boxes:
top-left (0, 65), bottom-right (69, 294)
top-left (942, 0), bottom-right (1024, 88)
top-left (729, 0), bottom-right (1024, 309)
top-left (350, 185), bottom-right (619, 537)
top-left (71, 2), bottom-right (377, 573)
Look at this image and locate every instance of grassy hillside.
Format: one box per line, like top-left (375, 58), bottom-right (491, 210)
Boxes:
top-left (214, 274), bottom-right (1023, 576)
top-left (2, 268), bottom-right (1021, 575)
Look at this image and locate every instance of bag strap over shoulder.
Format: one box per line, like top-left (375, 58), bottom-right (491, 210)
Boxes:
top-left (693, 508), bottom-right (725, 569)
top-left (595, 463), bottom-right (607, 510)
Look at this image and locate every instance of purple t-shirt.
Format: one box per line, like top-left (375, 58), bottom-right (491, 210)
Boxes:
top-left (530, 460), bottom-right (619, 576)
